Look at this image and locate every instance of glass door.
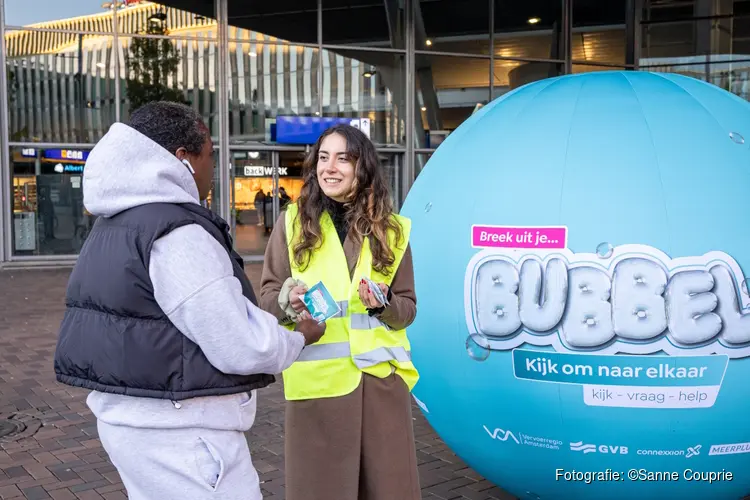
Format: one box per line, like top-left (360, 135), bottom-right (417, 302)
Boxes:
top-left (377, 152), bottom-right (404, 211)
top-left (229, 149), bottom-right (307, 259)
top-left (230, 150), bottom-right (276, 258)
top-left (277, 150), bottom-right (306, 213)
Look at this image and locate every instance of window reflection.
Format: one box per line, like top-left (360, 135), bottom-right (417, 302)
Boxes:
top-left (6, 33), bottom-right (118, 143)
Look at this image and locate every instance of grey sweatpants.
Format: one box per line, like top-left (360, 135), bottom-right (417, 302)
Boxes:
top-left (97, 421), bottom-right (262, 500)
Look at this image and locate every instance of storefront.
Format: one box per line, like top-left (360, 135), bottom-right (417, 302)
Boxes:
top-left (0, 0), bottom-right (722, 266)
top-left (231, 150), bottom-right (306, 255)
top-left (10, 147), bottom-right (92, 256)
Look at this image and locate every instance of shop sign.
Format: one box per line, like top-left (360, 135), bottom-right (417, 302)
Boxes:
top-left (43, 149), bottom-right (89, 162)
top-left (44, 163), bottom-right (84, 174)
top-left (243, 166), bottom-right (302, 177)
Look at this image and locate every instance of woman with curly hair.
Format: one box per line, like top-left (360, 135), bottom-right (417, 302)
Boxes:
top-left (260, 124), bottom-right (420, 500)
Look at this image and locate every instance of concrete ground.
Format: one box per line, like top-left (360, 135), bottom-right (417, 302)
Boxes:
top-left (0, 266), bottom-right (512, 500)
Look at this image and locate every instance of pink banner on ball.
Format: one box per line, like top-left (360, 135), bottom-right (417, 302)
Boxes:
top-left (471, 225), bottom-right (567, 249)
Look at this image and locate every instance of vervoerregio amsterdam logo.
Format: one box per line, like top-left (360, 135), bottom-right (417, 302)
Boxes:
top-left (483, 426), bottom-right (562, 450)
top-left (483, 426), bottom-right (519, 444)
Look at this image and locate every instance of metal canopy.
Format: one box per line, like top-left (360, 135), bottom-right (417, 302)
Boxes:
top-left (156, 0), bottom-right (627, 46)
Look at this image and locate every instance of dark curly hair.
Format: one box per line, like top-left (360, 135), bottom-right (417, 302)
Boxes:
top-left (128, 101), bottom-right (208, 155)
top-left (291, 124), bottom-right (403, 276)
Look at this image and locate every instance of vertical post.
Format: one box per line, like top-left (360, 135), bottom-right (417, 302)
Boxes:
top-left (489, 0), bottom-right (494, 101)
top-left (272, 151), bottom-right (280, 223)
top-left (113, 1), bottom-right (121, 122)
top-left (625, 0), bottom-right (642, 70)
top-left (216, 0), bottom-right (231, 222)
top-left (78, 33), bottom-right (85, 142)
top-left (317, 0), bottom-right (323, 116)
top-left (562, 0), bottom-right (572, 74)
top-left (0, 0), bottom-right (9, 263)
top-left (403, 0), bottom-right (414, 207)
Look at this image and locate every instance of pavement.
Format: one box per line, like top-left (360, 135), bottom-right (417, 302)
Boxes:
top-left (0, 266), bottom-right (514, 500)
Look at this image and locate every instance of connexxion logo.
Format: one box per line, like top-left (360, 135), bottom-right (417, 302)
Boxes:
top-left (637, 445), bottom-right (702, 458)
top-left (464, 244), bottom-right (750, 358)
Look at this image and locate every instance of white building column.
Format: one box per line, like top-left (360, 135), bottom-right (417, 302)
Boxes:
top-left (215, 0), bottom-right (231, 222)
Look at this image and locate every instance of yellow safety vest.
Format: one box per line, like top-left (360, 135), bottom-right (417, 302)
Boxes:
top-left (281, 202), bottom-right (419, 401)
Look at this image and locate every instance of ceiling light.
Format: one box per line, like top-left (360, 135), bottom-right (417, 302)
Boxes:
top-left (528, 17), bottom-right (540, 24)
top-left (248, 51), bottom-right (257, 57)
top-left (96, 62), bottom-right (106, 69)
top-left (425, 39), bottom-right (432, 46)
top-left (363, 71), bottom-right (374, 78)
top-left (421, 106), bottom-right (427, 112)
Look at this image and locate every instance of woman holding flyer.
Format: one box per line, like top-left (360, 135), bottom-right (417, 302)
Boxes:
top-left (259, 123), bottom-right (420, 500)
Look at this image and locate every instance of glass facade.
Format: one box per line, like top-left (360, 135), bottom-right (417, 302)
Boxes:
top-left (1, 0), bottom-right (747, 264)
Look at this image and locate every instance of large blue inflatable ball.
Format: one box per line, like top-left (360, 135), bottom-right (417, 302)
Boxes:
top-left (401, 71), bottom-right (750, 500)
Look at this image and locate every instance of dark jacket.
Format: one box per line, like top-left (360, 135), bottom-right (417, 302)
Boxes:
top-left (54, 202), bottom-right (275, 400)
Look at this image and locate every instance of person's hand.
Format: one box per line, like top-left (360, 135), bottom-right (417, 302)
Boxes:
top-left (289, 285), bottom-right (308, 313)
top-left (358, 279), bottom-right (388, 309)
top-left (295, 318), bottom-right (326, 346)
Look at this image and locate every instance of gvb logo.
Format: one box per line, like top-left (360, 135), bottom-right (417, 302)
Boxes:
top-left (570, 442), bottom-right (629, 455)
top-left (483, 426), bottom-right (519, 444)
top-left (570, 442), bottom-right (596, 454)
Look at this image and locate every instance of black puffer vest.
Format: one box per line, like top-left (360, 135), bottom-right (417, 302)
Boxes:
top-left (54, 202), bottom-right (276, 400)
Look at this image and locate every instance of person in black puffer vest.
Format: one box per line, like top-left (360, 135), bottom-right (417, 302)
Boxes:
top-left (53, 101), bottom-right (325, 500)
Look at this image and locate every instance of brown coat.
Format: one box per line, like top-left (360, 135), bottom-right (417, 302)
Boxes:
top-left (259, 210), bottom-right (422, 500)
top-left (259, 211), bottom-right (417, 330)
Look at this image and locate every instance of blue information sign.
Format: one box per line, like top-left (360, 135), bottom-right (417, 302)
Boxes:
top-left (275, 116), bottom-right (371, 144)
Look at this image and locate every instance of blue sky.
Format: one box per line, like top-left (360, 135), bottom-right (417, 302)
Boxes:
top-left (6, 0), bottom-right (106, 26)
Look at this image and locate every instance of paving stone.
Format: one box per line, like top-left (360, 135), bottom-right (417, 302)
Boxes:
top-left (0, 267), bottom-right (511, 499)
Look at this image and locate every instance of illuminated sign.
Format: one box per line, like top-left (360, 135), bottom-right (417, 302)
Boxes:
top-left (242, 166), bottom-right (302, 177)
top-left (43, 149), bottom-right (89, 162)
top-left (275, 116), bottom-right (371, 144)
top-left (21, 148), bottom-right (36, 158)
top-left (42, 163), bottom-right (85, 175)
top-left (53, 164), bottom-right (84, 173)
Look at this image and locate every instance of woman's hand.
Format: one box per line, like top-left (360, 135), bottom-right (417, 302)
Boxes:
top-left (359, 280), bottom-right (389, 309)
top-left (289, 285), bottom-right (309, 313)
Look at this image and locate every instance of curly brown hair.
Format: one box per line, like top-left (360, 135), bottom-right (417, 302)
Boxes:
top-left (291, 124), bottom-right (403, 276)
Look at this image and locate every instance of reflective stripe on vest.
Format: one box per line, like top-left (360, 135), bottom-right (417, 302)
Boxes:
top-left (332, 301), bottom-right (348, 318)
top-left (311, 301), bottom-right (386, 330)
top-left (297, 341), bottom-right (411, 369)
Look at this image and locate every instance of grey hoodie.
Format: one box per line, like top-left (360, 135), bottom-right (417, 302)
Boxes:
top-left (83, 123), bottom-right (304, 431)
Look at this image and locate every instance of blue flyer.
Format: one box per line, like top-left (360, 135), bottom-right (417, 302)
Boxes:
top-left (303, 281), bottom-right (341, 323)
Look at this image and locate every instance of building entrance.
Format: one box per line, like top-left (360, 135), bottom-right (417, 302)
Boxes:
top-left (230, 149), bottom-right (306, 258)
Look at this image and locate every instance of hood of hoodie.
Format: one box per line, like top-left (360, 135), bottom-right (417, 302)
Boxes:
top-left (83, 123), bottom-right (200, 218)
